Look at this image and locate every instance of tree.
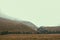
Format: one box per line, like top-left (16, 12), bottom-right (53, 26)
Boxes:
top-left (37, 26), bottom-right (48, 34)
top-left (0, 31), bottom-right (8, 35)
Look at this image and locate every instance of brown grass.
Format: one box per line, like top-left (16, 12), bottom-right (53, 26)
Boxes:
top-left (0, 34), bottom-right (60, 40)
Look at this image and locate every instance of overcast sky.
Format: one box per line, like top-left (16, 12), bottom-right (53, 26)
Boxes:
top-left (0, 0), bottom-right (60, 27)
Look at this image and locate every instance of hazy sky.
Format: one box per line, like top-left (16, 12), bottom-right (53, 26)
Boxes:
top-left (0, 0), bottom-right (60, 27)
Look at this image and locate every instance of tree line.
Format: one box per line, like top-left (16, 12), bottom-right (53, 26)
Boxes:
top-left (0, 31), bottom-right (60, 35)
top-left (0, 27), bottom-right (60, 35)
top-left (0, 31), bottom-right (35, 35)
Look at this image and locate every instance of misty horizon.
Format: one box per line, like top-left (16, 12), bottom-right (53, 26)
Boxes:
top-left (0, 12), bottom-right (60, 27)
top-left (0, 0), bottom-right (60, 27)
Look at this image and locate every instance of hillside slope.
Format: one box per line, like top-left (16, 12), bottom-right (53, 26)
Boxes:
top-left (0, 17), bottom-right (37, 33)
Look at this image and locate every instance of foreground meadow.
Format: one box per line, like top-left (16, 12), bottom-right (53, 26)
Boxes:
top-left (0, 34), bottom-right (60, 40)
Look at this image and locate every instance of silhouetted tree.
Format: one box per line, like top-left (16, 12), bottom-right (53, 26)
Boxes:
top-left (37, 26), bottom-right (48, 34)
top-left (0, 31), bottom-right (8, 35)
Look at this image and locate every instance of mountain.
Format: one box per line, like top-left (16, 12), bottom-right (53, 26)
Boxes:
top-left (43, 26), bottom-right (60, 31)
top-left (38, 26), bottom-right (60, 34)
top-left (0, 17), bottom-right (37, 34)
top-left (19, 21), bottom-right (37, 31)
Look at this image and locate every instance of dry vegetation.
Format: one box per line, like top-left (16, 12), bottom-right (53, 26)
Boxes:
top-left (0, 18), bottom-right (60, 40)
top-left (0, 17), bottom-right (37, 33)
top-left (0, 34), bottom-right (60, 40)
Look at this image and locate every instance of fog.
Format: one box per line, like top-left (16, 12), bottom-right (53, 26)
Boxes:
top-left (0, 0), bottom-right (60, 27)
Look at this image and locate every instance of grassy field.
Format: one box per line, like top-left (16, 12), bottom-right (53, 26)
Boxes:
top-left (0, 34), bottom-right (60, 40)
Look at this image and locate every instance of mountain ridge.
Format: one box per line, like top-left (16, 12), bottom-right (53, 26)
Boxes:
top-left (0, 17), bottom-right (37, 33)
